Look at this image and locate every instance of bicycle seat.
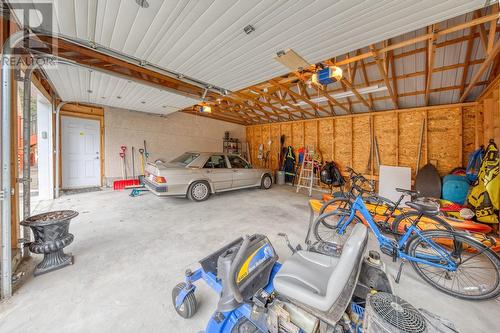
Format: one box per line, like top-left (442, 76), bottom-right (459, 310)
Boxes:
top-left (396, 188), bottom-right (420, 198)
top-left (274, 224), bottom-right (368, 320)
top-left (405, 198), bottom-right (439, 215)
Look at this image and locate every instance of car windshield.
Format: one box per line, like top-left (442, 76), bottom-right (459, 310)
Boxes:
top-left (169, 153), bottom-right (199, 166)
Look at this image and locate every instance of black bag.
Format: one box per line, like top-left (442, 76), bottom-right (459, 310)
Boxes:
top-left (320, 162), bottom-right (345, 187)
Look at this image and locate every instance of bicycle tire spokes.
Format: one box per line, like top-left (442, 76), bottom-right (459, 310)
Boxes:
top-left (408, 231), bottom-right (500, 299)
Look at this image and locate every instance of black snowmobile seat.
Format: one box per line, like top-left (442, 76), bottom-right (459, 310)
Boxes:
top-left (405, 198), bottom-right (440, 215)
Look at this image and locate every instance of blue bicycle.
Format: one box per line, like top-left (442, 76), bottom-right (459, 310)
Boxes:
top-left (312, 194), bottom-right (500, 301)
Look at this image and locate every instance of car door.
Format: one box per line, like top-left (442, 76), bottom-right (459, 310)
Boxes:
top-left (202, 155), bottom-right (233, 190)
top-left (227, 155), bottom-right (256, 187)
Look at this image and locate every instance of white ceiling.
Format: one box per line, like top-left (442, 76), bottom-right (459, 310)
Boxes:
top-left (43, 63), bottom-right (199, 114)
top-left (10, 0), bottom-right (489, 114)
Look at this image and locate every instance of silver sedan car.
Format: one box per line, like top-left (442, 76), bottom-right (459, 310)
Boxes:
top-left (144, 152), bottom-right (273, 201)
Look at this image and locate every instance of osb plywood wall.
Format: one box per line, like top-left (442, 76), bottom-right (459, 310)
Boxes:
top-left (246, 103), bottom-right (481, 178)
top-left (476, 75), bottom-right (500, 146)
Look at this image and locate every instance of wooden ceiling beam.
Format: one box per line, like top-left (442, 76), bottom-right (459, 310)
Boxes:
top-left (370, 44), bottom-right (399, 108)
top-left (34, 35), bottom-right (224, 101)
top-left (293, 71), bottom-right (348, 114)
top-left (425, 25), bottom-right (437, 106)
top-left (215, 102), bottom-right (259, 124)
top-left (460, 41), bottom-right (500, 102)
top-left (487, 4), bottom-right (499, 54)
top-left (183, 107), bottom-right (248, 125)
top-left (220, 97), bottom-right (270, 123)
top-left (389, 49), bottom-right (398, 106)
top-left (249, 88), bottom-right (311, 118)
top-left (459, 26), bottom-right (477, 96)
top-left (231, 91), bottom-right (290, 121)
top-left (324, 56), bottom-right (371, 110)
top-left (475, 10), bottom-right (489, 53)
top-left (359, 57), bottom-right (375, 109)
top-left (270, 78), bottom-right (329, 115)
top-left (266, 60), bottom-right (487, 107)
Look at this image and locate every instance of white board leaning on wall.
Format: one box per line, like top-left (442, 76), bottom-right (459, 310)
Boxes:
top-left (378, 165), bottom-right (412, 206)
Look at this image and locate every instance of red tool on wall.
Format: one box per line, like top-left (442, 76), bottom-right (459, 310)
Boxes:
top-left (113, 145), bottom-right (140, 190)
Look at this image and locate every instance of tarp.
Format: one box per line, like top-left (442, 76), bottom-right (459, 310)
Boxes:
top-left (467, 141), bottom-right (500, 224)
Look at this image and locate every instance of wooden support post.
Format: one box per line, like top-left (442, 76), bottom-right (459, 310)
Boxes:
top-left (395, 113), bottom-right (399, 166)
top-left (459, 106), bottom-right (463, 167)
top-left (350, 118), bottom-right (353, 167)
top-left (425, 25), bottom-right (437, 106)
top-left (370, 44), bottom-right (399, 108)
top-left (487, 4), bottom-right (498, 55)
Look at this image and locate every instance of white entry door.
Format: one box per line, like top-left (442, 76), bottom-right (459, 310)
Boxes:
top-left (61, 116), bottom-right (101, 188)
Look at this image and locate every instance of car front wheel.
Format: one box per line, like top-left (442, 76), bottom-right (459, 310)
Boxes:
top-left (187, 181), bottom-right (210, 201)
top-left (261, 174), bottom-right (272, 190)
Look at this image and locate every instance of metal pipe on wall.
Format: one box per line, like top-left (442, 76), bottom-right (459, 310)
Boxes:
top-left (21, 64), bottom-right (38, 251)
top-left (1, 30), bottom-right (30, 300)
top-left (54, 101), bottom-right (67, 199)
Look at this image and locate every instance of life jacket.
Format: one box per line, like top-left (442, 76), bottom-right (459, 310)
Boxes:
top-left (467, 141), bottom-right (499, 224)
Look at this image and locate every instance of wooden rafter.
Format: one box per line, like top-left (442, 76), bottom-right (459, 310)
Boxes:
top-left (250, 88), bottom-right (312, 118)
top-left (460, 40), bottom-right (500, 102)
top-left (292, 71), bottom-right (348, 114)
top-left (389, 49), bottom-right (398, 107)
top-left (232, 92), bottom-right (287, 121)
top-left (269, 78), bottom-right (329, 115)
top-left (370, 44), bottom-right (399, 108)
top-left (460, 25), bottom-right (477, 96)
top-left (324, 56), bottom-right (371, 110)
top-left (475, 10), bottom-right (489, 53)
top-left (425, 25), bottom-right (437, 106)
top-left (487, 4), bottom-right (498, 54)
top-left (359, 57), bottom-right (375, 109)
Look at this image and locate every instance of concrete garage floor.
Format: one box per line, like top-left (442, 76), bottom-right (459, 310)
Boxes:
top-left (0, 186), bottom-right (499, 332)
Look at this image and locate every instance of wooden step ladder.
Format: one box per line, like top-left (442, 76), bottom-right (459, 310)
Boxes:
top-left (295, 147), bottom-right (324, 196)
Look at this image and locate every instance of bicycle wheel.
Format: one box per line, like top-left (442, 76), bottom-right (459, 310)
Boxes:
top-left (406, 230), bottom-right (500, 300)
top-left (313, 210), bottom-right (362, 245)
top-left (318, 197), bottom-right (353, 231)
top-left (319, 197), bottom-right (353, 215)
top-left (392, 211), bottom-right (453, 236)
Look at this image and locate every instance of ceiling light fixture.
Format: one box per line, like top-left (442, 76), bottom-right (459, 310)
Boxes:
top-left (135, 0), bottom-right (149, 8)
top-left (243, 24), bottom-right (255, 35)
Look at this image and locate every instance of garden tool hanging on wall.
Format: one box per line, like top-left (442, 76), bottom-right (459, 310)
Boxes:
top-left (139, 148), bottom-right (145, 175)
top-left (120, 146), bottom-right (128, 179)
top-left (467, 140), bottom-right (499, 224)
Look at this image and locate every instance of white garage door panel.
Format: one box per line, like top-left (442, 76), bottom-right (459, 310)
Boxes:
top-left (62, 116), bottom-right (101, 189)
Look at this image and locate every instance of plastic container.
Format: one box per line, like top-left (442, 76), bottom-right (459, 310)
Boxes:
top-left (276, 171), bottom-right (285, 185)
top-left (442, 174), bottom-right (470, 204)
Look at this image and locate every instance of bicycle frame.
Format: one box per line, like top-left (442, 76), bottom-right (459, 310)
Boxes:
top-left (338, 196), bottom-right (457, 271)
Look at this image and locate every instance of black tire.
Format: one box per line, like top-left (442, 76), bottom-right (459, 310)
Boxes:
top-left (260, 174), bottom-right (272, 189)
top-left (172, 283), bottom-right (197, 318)
top-left (392, 211), bottom-right (453, 236)
top-left (313, 210), bottom-right (363, 245)
top-left (319, 197), bottom-right (353, 216)
top-left (187, 181), bottom-right (210, 202)
top-left (406, 230), bottom-right (500, 300)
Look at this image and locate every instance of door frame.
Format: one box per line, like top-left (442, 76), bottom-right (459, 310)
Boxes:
top-left (57, 104), bottom-right (105, 188)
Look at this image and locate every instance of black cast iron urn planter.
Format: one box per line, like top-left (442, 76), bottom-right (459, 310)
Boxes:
top-left (21, 210), bottom-right (78, 276)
